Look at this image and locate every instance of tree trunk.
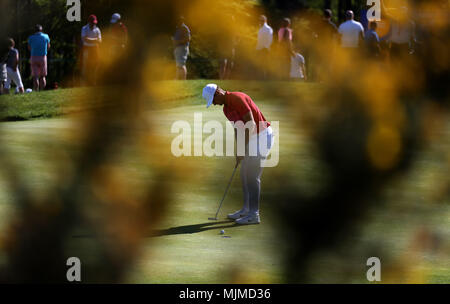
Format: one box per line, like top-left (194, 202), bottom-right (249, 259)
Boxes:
top-left (346, 0), bottom-right (352, 11)
top-left (338, 0), bottom-right (344, 23)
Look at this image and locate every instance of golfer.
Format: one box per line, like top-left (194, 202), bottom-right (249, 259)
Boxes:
top-left (202, 84), bottom-right (274, 225)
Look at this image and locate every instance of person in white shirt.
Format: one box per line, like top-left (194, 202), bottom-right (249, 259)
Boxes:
top-left (338, 10), bottom-right (364, 48)
top-left (290, 49), bottom-right (307, 81)
top-left (256, 15), bottom-right (273, 51)
top-left (81, 14), bottom-right (102, 86)
top-left (256, 15), bottom-right (273, 79)
top-left (383, 6), bottom-right (416, 59)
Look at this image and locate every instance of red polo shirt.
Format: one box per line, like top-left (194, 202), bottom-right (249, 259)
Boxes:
top-left (223, 92), bottom-right (270, 133)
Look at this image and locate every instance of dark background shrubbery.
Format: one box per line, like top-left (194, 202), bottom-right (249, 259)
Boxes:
top-left (0, 0), bottom-right (366, 87)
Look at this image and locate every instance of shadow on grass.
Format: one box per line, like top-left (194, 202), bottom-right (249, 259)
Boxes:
top-left (150, 221), bottom-right (239, 237)
top-left (71, 221), bottom-right (239, 238)
top-left (0, 116), bottom-right (29, 122)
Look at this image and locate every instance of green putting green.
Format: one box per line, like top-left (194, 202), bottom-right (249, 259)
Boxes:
top-left (0, 81), bottom-right (448, 283)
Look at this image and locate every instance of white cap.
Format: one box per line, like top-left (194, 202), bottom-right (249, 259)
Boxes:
top-left (111, 13), bottom-right (121, 24)
top-left (203, 84), bottom-right (218, 108)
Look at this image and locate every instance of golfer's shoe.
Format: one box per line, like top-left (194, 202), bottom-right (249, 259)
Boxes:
top-left (227, 209), bottom-right (249, 220)
top-left (235, 213), bottom-right (260, 225)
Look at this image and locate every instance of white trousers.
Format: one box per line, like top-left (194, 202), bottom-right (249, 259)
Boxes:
top-left (241, 126), bottom-right (274, 214)
top-left (5, 67), bottom-right (24, 89)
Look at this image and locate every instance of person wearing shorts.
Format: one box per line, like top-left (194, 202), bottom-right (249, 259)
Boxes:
top-left (4, 38), bottom-right (24, 94)
top-left (28, 24), bottom-right (50, 91)
top-left (172, 16), bottom-right (191, 80)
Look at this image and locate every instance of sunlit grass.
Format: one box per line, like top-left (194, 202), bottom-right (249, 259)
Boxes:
top-left (0, 81), bottom-right (448, 283)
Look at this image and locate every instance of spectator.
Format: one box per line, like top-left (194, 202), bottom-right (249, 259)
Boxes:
top-left (109, 13), bottom-right (128, 55)
top-left (81, 15), bottom-right (102, 86)
top-left (219, 15), bottom-right (237, 80)
top-left (338, 10), bottom-right (365, 49)
top-left (365, 21), bottom-right (381, 59)
top-left (290, 48), bottom-right (307, 81)
top-left (383, 7), bottom-right (416, 59)
top-left (28, 24), bottom-right (50, 91)
top-left (316, 9), bottom-right (339, 81)
top-left (278, 18), bottom-right (293, 79)
top-left (4, 38), bottom-right (24, 94)
top-left (256, 15), bottom-right (273, 51)
top-left (0, 59), bottom-right (6, 96)
top-left (0, 63), bottom-right (6, 95)
top-left (255, 15), bottom-right (273, 80)
top-left (0, 38), bottom-right (7, 95)
top-left (278, 18), bottom-right (293, 43)
top-left (321, 9), bottom-right (338, 44)
top-left (172, 16), bottom-right (191, 80)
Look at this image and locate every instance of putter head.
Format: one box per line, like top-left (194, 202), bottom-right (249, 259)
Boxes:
top-left (208, 217), bottom-right (218, 221)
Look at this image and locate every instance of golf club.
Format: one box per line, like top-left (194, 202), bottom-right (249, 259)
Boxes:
top-left (208, 163), bottom-right (239, 221)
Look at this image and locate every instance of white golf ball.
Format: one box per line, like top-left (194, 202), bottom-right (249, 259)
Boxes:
top-left (220, 230), bottom-right (225, 235)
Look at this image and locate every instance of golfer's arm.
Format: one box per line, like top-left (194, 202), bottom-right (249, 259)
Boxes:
top-left (234, 127), bottom-right (249, 150)
top-left (233, 113), bottom-right (254, 157)
top-left (243, 111), bottom-right (256, 135)
top-left (242, 111), bottom-right (257, 149)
